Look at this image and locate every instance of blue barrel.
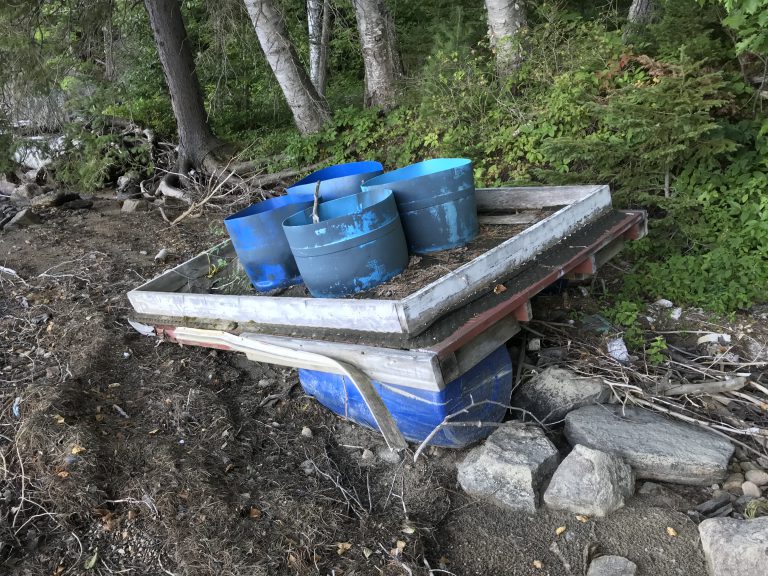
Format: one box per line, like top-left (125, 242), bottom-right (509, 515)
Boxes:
top-left (224, 194), bottom-right (314, 292)
top-left (282, 189), bottom-right (409, 297)
top-left (298, 345), bottom-right (513, 447)
top-left (361, 158), bottom-right (479, 254)
top-left (286, 161), bottom-right (384, 201)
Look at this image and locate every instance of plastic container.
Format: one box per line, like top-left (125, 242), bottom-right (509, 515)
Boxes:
top-left (361, 158), bottom-right (479, 254)
top-left (298, 345), bottom-right (513, 447)
top-left (224, 194), bottom-right (314, 292)
top-left (282, 189), bottom-right (409, 297)
top-left (286, 161), bottom-right (384, 201)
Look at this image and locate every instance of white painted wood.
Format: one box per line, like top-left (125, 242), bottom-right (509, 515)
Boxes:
top-left (239, 332), bottom-right (444, 390)
top-left (475, 185), bottom-right (602, 210)
top-left (172, 327), bottom-right (407, 450)
top-left (128, 289), bottom-right (405, 333)
top-left (128, 185), bottom-right (612, 336)
top-left (400, 185), bottom-right (612, 333)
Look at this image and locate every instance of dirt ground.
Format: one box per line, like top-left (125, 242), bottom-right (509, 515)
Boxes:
top-left (0, 194), bottom-right (756, 575)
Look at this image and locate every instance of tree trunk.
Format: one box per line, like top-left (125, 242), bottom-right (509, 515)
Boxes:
top-left (624, 0), bottom-right (655, 42)
top-left (144, 0), bottom-right (221, 172)
top-left (244, 0), bottom-right (330, 134)
top-left (352, 0), bottom-right (403, 110)
top-left (308, 0), bottom-right (331, 97)
top-left (484, 0), bottom-right (527, 76)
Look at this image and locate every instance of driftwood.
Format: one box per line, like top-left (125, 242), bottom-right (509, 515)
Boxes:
top-left (657, 376), bottom-right (748, 397)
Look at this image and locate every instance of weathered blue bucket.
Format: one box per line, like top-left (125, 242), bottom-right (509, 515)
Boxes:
top-left (286, 161), bottom-right (384, 201)
top-left (224, 194), bottom-right (314, 292)
top-left (361, 158), bottom-right (479, 254)
top-left (282, 189), bottom-right (409, 298)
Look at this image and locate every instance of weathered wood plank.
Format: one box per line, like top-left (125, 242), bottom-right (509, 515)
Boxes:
top-left (475, 185), bottom-right (602, 211)
top-left (478, 213), bottom-right (538, 225)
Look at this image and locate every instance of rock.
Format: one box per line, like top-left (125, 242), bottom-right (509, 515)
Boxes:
top-left (745, 469), bottom-right (768, 487)
top-left (300, 426), bottom-right (313, 438)
top-left (10, 183), bottom-right (43, 206)
top-left (3, 209), bottom-right (41, 230)
top-left (122, 199), bottom-right (149, 213)
top-left (699, 517), bottom-right (768, 576)
top-left (361, 449), bottom-right (374, 461)
top-left (653, 299), bottom-right (674, 308)
top-left (740, 461), bottom-right (761, 472)
top-left (733, 495), bottom-right (757, 514)
top-left (376, 447), bottom-right (402, 464)
top-left (0, 175), bottom-right (17, 196)
top-left (564, 405), bottom-right (734, 486)
top-left (457, 423), bottom-right (559, 512)
top-left (512, 367), bottom-right (610, 423)
top-left (543, 445), bottom-right (634, 517)
top-left (586, 555), bottom-right (637, 576)
top-left (723, 473), bottom-right (744, 494)
top-left (694, 493), bottom-right (733, 518)
top-left (62, 198), bottom-right (93, 210)
top-left (30, 190), bottom-right (78, 208)
top-left (742, 481), bottom-right (762, 498)
top-left (299, 459), bottom-right (314, 476)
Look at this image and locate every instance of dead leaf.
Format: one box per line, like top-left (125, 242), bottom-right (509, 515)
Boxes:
top-left (555, 525), bottom-right (567, 537)
top-left (108, 382), bottom-right (121, 388)
top-left (666, 526), bottom-right (678, 537)
top-left (362, 547), bottom-right (373, 558)
top-left (249, 507), bottom-right (262, 519)
top-left (493, 284), bottom-right (507, 294)
top-left (127, 510), bottom-right (138, 520)
top-left (56, 470), bottom-right (70, 479)
top-left (575, 515), bottom-right (590, 523)
top-left (148, 429), bottom-right (160, 435)
top-left (533, 559), bottom-right (544, 569)
top-left (94, 414), bottom-right (105, 422)
top-left (46, 322), bottom-right (54, 333)
top-left (71, 445), bottom-right (86, 455)
top-left (53, 414), bottom-right (65, 425)
top-left (401, 524), bottom-right (415, 534)
top-left (84, 550), bottom-right (98, 570)
top-left (396, 540), bottom-right (406, 551)
top-left (224, 463), bottom-right (234, 473)
top-left (336, 542), bottom-right (352, 555)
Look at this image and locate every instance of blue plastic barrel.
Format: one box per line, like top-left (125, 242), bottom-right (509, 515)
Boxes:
top-left (361, 158), bottom-right (479, 254)
top-left (298, 345), bottom-right (513, 447)
top-left (286, 161), bottom-right (384, 201)
top-left (224, 194), bottom-right (314, 292)
top-left (282, 189), bottom-right (409, 297)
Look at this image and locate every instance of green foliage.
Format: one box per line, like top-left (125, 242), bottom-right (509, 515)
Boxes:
top-left (605, 300), bottom-right (644, 349)
top-left (646, 336), bottom-right (669, 365)
top-left (53, 128), bottom-right (153, 191)
top-left (718, 0), bottom-right (768, 56)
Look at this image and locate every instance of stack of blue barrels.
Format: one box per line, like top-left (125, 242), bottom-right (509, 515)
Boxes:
top-left (224, 158), bottom-right (479, 298)
top-left (224, 158), bottom-right (511, 448)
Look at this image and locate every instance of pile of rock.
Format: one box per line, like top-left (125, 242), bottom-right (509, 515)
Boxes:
top-left (1, 174), bottom-right (93, 231)
top-left (456, 366), bottom-right (767, 576)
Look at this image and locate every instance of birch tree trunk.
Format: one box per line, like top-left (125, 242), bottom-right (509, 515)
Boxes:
top-left (244, 0), bottom-right (329, 134)
top-left (484, 0), bottom-right (527, 76)
top-left (308, 0), bottom-right (331, 97)
top-left (352, 0), bottom-right (403, 110)
top-left (624, 0), bottom-right (656, 42)
top-left (144, 0), bottom-right (222, 172)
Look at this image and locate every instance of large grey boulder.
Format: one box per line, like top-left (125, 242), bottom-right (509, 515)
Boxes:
top-left (3, 209), bottom-right (41, 230)
top-left (10, 183), bottom-right (44, 206)
top-left (699, 517), bottom-right (768, 576)
top-left (512, 367), bottom-right (610, 423)
top-left (543, 444), bottom-right (634, 516)
top-left (586, 555), bottom-right (637, 576)
top-left (457, 424), bottom-right (559, 512)
top-left (564, 405), bottom-right (733, 486)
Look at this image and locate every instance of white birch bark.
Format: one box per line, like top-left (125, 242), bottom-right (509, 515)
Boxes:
top-left (308, 0), bottom-right (331, 97)
top-left (244, 0), bottom-right (329, 134)
top-left (353, 0), bottom-right (402, 110)
top-left (484, 0), bottom-right (527, 76)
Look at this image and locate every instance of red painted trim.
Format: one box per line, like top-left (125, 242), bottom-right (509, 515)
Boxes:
top-left (427, 211), bottom-right (644, 359)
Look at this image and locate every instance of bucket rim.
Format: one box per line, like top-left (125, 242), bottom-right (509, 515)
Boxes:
top-left (361, 158), bottom-right (472, 190)
top-left (287, 160), bottom-right (384, 189)
top-left (224, 194), bottom-right (314, 223)
top-left (282, 188), bottom-right (396, 230)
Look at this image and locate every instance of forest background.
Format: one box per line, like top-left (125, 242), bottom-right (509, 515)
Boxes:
top-left (1, 0), bottom-right (766, 332)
